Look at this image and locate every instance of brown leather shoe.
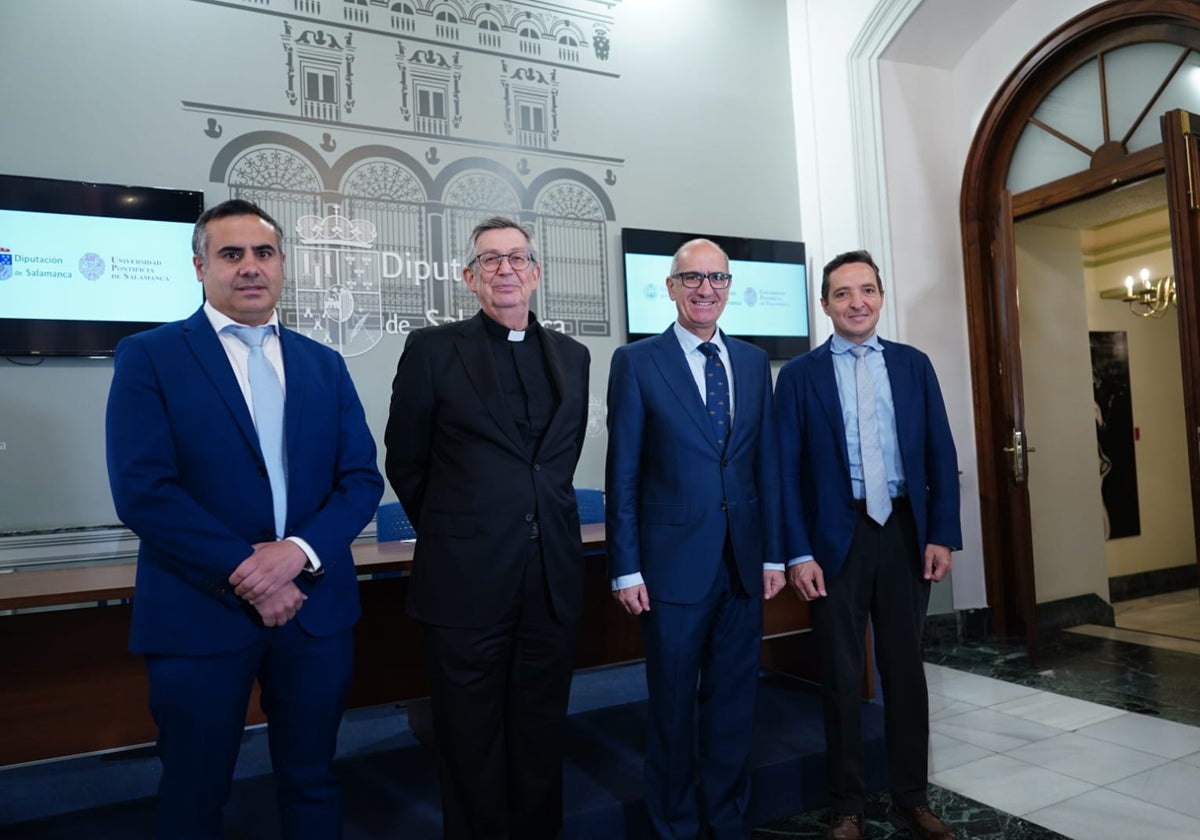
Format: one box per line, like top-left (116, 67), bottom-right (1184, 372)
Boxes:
top-left (887, 804), bottom-right (957, 840)
top-left (827, 813), bottom-right (864, 840)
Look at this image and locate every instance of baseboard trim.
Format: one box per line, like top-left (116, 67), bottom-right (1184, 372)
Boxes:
top-left (1109, 565), bottom-right (1198, 603)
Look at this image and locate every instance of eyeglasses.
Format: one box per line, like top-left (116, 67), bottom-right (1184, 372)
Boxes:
top-left (472, 251), bottom-right (535, 272)
top-left (672, 271), bottom-right (733, 289)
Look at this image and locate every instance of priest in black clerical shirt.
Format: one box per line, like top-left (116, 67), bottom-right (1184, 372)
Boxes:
top-left (384, 217), bottom-right (591, 840)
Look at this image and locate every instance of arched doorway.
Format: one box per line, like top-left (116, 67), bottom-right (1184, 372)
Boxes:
top-left (961, 0), bottom-right (1200, 657)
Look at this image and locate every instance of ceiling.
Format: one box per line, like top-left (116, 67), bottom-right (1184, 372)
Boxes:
top-left (1022, 176), bottom-right (1168, 232)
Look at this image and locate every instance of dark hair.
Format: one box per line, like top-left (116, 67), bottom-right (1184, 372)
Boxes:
top-left (464, 216), bottom-right (539, 267)
top-left (821, 250), bottom-right (883, 300)
top-left (192, 199), bottom-right (285, 263)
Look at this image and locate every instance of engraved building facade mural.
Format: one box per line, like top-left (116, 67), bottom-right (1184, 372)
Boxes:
top-left (189, 0), bottom-right (621, 357)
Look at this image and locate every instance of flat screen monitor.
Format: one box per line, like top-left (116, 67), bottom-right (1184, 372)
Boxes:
top-left (620, 227), bottom-right (810, 360)
top-left (0, 173), bottom-right (205, 357)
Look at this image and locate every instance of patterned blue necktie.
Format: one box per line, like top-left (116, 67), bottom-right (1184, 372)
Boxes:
top-left (851, 344), bottom-right (891, 526)
top-left (698, 342), bottom-right (731, 449)
top-left (227, 324), bottom-right (287, 538)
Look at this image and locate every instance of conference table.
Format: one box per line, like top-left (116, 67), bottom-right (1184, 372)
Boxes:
top-left (0, 524), bottom-right (853, 767)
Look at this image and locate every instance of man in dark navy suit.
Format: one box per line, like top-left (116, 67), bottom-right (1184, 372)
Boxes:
top-left (775, 251), bottom-right (961, 840)
top-left (106, 199), bottom-right (383, 839)
top-left (384, 217), bottom-right (590, 839)
top-left (605, 238), bottom-right (784, 839)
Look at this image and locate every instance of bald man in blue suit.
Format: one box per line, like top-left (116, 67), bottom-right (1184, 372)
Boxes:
top-left (606, 238), bottom-right (784, 839)
top-left (775, 251), bottom-right (960, 840)
top-left (106, 199), bottom-right (383, 839)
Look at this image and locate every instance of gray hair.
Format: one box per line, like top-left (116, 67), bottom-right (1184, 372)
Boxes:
top-left (463, 216), bottom-right (539, 267)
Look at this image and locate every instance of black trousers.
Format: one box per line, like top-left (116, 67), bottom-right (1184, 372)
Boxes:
top-left (421, 545), bottom-right (577, 840)
top-left (811, 501), bottom-right (931, 814)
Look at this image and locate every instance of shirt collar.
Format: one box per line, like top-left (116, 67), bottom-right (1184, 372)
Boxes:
top-left (830, 332), bottom-right (882, 356)
top-left (480, 309), bottom-right (539, 342)
top-left (204, 301), bottom-right (280, 336)
top-left (672, 321), bottom-right (726, 356)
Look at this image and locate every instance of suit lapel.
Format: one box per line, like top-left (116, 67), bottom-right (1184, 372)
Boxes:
top-left (812, 339), bottom-right (851, 473)
top-left (278, 327), bottom-right (305, 457)
top-left (454, 314), bottom-right (526, 453)
top-left (880, 339), bottom-right (915, 459)
top-left (181, 309), bottom-right (261, 454)
top-left (650, 327), bottom-right (720, 451)
top-left (725, 334), bottom-right (756, 450)
top-left (533, 326), bottom-right (573, 461)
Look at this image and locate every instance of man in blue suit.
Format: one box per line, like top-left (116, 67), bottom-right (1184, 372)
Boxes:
top-left (106, 199), bottom-right (384, 839)
top-left (606, 238), bottom-right (784, 839)
top-left (775, 251), bottom-right (960, 840)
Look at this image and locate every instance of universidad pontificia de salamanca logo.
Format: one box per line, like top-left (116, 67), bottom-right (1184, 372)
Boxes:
top-left (0, 247), bottom-right (11, 281)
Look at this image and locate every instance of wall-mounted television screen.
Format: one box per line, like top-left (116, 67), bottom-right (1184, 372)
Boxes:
top-left (0, 174), bottom-right (205, 357)
top-left (621, 227), bottom-right (810, 360)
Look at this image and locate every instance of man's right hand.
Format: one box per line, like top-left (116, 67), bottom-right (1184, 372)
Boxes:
top-left (788, 562), bottom-right (827, 601)
top-left (613, 583), bottom-right (651, 616)
top-left (252, 581), bottom-right (307, 627)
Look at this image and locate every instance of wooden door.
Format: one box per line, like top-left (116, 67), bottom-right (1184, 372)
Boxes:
top-left (1160, 109), bottom-right (1200, 592)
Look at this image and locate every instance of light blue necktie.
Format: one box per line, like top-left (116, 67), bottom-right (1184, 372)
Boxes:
top-left (227, 324), bottom-right (287, 538)
top-left (851, 344), bottom-right (891, 526)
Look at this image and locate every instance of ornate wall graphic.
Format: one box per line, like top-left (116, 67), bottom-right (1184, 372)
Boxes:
top-left (187, 0), bottom-right (622, 357)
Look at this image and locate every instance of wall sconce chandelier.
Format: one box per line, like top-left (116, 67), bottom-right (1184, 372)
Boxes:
top-left (1099, 268), bottom-right (1177, 318)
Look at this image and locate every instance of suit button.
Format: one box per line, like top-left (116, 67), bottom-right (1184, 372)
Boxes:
top-left (721, 459), bottom-right (729, 468)
top-left (533, 464), bottom-right (541, 472)
top-left (524, 513), bottom-right (535, 522)
top-left (720, 502), bottom-right (728, 511)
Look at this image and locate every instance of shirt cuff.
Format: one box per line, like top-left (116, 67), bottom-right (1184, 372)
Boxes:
top-left (763, 562), bottom-right (785, 572)
top-left (611, 571), bottom-right (645, 591)
top-left (786, 555), bottom-right (814, 568)
top-left (286, 536), bottom-right (322, 574)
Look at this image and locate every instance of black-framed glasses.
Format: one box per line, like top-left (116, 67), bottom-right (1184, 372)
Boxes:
top-left (672, 271), bottom-right (732, 289)
top-left (472, 251), bottom-right (535, 272)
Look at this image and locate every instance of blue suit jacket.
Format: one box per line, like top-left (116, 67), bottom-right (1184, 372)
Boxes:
top-left (605, 326), bottom-right (782, 604)
top-left (106, 307), bottom-right (383, 655)
top-left (774, 336), bottom-right (961, 578)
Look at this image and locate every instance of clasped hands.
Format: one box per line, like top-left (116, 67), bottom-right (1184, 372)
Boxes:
top-left (229, 540), bottom-right (308, 627)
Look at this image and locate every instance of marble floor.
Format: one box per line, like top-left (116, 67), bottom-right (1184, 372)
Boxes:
top-left (755, 590), bottom-right (1200, 839)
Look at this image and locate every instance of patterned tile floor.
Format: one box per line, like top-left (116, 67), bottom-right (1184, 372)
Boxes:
top-left (754, 590), bottom-right (1200, 839)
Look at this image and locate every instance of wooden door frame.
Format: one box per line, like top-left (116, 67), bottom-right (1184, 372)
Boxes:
top-left (960, 0), bottom-right (1200, 641)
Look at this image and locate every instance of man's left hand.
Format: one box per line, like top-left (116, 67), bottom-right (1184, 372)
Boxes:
top-left (924, 544), bottom-right (953, 582)
top-left (763, 569), bottom-right (785, 600)
top-left (230, 540), bottom-right (308, 603)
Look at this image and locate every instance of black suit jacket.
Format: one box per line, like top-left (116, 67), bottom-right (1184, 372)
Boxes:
top-left (384, 312), bottom-right (591, 628)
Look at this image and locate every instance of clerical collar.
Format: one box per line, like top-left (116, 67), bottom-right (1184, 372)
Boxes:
top-left (480, 310), bottom-right (538, 343)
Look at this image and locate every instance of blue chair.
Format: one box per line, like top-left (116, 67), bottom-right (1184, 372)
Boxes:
top-left (574, 488), bottom-right (605, 524)
top-left (376, 501), bottom-right (417, 542)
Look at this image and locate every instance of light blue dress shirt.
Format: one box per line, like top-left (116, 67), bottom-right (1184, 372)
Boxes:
top-left (787, 333), bottom-right (906, 567)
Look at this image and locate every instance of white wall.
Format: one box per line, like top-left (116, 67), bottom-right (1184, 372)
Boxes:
top-left (0, 0), bottom-right (802, 533)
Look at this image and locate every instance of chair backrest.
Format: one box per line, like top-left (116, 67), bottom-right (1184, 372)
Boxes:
top-left (574, 487), bottom-right (605, 524)
top-left (376, 501), bottom-right (417, 542)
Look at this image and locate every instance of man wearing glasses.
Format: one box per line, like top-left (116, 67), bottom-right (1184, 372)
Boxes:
top-left (384, 217), bottom-right (591, 839)
top-left (606, 238), bottom-right (784, 838)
